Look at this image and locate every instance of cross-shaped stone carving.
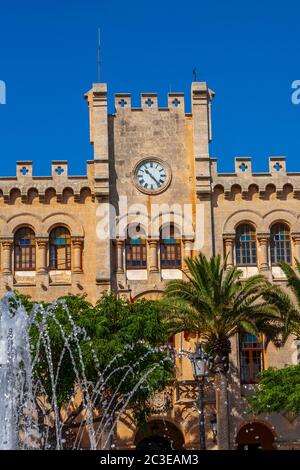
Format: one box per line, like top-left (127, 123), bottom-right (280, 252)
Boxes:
top-left (55, 166), bottom-right (64, 175)
top-left (145, 98), bottom-right (154, 107)
top-left (20, 166), bottom-right (29, 176)
top-left (239, 162), bottom-right (248, 172)
top-left (273, 162), bottom-right (282, 172)
top-left (118, 99), bottom-right (127, 108)
top-left (172, 98), bottom-right (180, 108)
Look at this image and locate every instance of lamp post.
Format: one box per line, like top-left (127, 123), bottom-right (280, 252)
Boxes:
top-left (189, 344), bottom-right (208, 450)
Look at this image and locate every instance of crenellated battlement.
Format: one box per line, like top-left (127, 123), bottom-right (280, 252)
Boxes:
top-left (211, 156), bottom-right (300, 199)
top-left (114, 92), bottom-right (186, 113)
top-left (0, 160), bottom-right (95, 203)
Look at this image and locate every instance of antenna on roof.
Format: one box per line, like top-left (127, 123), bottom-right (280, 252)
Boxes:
top-left (193, 67), bottom-right (197, 81)
top-left (97, 28), bottom-right (101, 82)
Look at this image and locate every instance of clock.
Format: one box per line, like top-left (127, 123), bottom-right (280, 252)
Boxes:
top-left (133, 158), bottom-right (171, 194)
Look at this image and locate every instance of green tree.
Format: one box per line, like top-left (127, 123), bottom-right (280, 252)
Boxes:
top-left (248, 365), bottom-right (300, 416)
top-left (248, 259), bottom-right (300, 417)
top-left (163, 254), bottom-right (278, 450)
top-left (262, 260), bottom-right (300, 342)
top-left (11, 292), bottom-right (174, 449)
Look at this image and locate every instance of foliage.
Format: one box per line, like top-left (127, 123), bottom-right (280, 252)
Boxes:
top-left (10, 291), bottom-right (174, 429)
top-left (248, 365), bottom-right (300, 416)
top-left (261, 260), bottom-right (300, 342)
top-left (247, 260), bottom-right (300, 417)
top-left (163, 254), bottom-right (278, 370)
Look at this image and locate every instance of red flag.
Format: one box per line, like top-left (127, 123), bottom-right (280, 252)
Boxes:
top-left (129, 292), bottom-right (134, 304)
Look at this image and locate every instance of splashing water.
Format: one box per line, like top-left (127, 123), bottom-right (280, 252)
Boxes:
top-left (0, 293), bottom-right (37, 449)
top-left (0, 293), bottom-right (175, 450)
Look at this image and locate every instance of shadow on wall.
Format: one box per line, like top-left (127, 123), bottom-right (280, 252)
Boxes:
top-left (236, 421), bottom-right (276, 450)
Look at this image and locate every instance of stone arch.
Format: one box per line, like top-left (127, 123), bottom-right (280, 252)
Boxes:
top-left (9, 188), bottom-right (21, 205)
top-left (248, 184), bottom-right (259, 201)
top-left (5, 213), bottom-right (43, 236)
top-left (42, 212), bottom-right (84, 237)
top-left (265, 183), bottom-right (277, 200)
top-left (236, 420), bottom-right (276, 450)
top-left (160, 221), bottom-right (182, 239)
top-left (44, 187), bottom-right (57, 205)
top-left (62, 187), bottom-right (74, 204)
top-left (150, 207), bottom-right (190, 239)
top-left (125, 221), bottom-right (147, 240)
top-left (134, 290), bottom-right (164, 301)
top-left (79, 187), bottom-right (92, 203)
top-left (212, 184), bottom-right (225, 207)
top-left (229, 184), bottom-right (242, 201)
top-left (117, 211), bottom-right (151, 239)
top-left (27, 187), bottom-right (39, 205)
top-left (281, 183), bottom-right (294, 200)
top-left (134, 418), bottom-right (185, 450)
top-left (223, 210), bottom-right (263, 233)
top-left (263, 209), bottom-right (298, 232)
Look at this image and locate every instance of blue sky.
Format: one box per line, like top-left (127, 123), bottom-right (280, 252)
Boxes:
top-left (0, 0), bottom-right (299, 176)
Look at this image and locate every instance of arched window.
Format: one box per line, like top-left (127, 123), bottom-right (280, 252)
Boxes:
top-left (235, 223), bottom-right (257, 265)
top-left (125, 225), bottom-right (147, 269)
top-left (49, 226), bottom-right (71, 270)
top-left (239, 333), bottom-right (263, 384)
top-left (270, 223), bottom-right (291, 265)
top-left (160, 224), bottom-right (181, 269)
top-left (14, 227), bottom-right (36, 270)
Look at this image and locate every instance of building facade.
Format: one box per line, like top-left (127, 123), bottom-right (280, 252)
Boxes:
top-left (1, 76), bottom-right (300, 449)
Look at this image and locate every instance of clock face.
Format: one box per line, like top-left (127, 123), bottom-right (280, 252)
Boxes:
top-left (134, 160), bottom-right (169, 193)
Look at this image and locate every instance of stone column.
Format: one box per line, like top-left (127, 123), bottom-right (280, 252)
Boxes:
top-left (115, 239), bottom-right (124, 273)
top-left (2, 239), bottom-right (13, 274)
top-left (36, 238), bottom-right (48, 274)
top-left (223, 234), bottom-right (235, 268)
top-left (292, 233), bottom-right (300, 264)
top-left (148, 239), bottom-right (159, 272)
top-left (183, 238), bottom-right (194, 271)
top-left (72, 237), bottom-right (84, 273)
top-left (257, 234), bottom-right (270, 271)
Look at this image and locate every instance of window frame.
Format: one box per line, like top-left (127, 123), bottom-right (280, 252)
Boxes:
top-left (160, 225), bottom-right (182, 269)
top-left (14, 227), bottom-right (36, 271)
top-left (239, 333), bottom-right (264, 385)
top-left (49, 226), bottom-right (71, 271)
top-left (235, 223), bottom-right (257, 266)
top-left (125, 237), bottom-right (147, 270)
top-left (270, 222), bottom-right (292, 265)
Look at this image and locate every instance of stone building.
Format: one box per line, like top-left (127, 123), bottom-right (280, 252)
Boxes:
top-left (2, 71), bottom-right (300, 449)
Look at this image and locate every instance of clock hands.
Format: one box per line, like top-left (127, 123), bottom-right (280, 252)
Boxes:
top-left (144, 168), bottom-right (161, 186)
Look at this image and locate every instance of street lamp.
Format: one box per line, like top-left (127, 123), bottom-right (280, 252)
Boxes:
top-left (189, 344), bottom-right (208, 450)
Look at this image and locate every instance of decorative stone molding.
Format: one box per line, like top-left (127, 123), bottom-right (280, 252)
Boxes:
top-left (0, 161), bottom-right (94, 205)
top-left (257, 233), bottom-right (270, 271)
top-left (1, 238), bottom-right (13, 274)
top-left (223, 233), bottom-right (235, 268)
top-left (182, 238), bottom-right (194, 271)
top-left (36, 237), bottom-right (48, 274)
top-left (148, 239), bottom-right (159, 273)
top-left (292, 232), bottom-right (300, 262)
top-left (114, 239), bottom-right (125, 274)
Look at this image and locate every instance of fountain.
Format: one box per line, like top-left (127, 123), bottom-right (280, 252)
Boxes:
top-left (0, 293), bottom-right (36, 449)
top-left (0, 292), bottom-right (175, 450)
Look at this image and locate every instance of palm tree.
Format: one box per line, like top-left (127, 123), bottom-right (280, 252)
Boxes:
top-left (262, 260), bottom-right (300, 343)
top-left (163, 254), bottom-right (278, 450)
